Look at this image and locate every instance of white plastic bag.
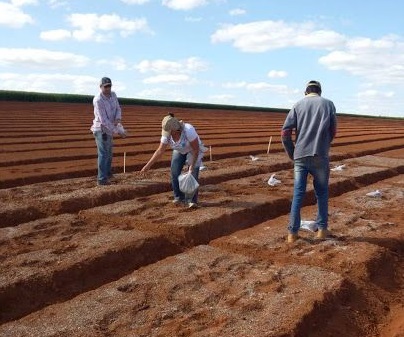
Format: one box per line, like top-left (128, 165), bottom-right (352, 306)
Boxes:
top-left (366, 189), bottom-right (382, 198)
top-left (301, 220), bottom-right (318, 232)
top-left (115, 123), bottom-right (127, 138)
top-left (179, 172), bottom-right (199, 195)
top-left (331, 164), bottom-right (346, 171)
top-left (268, 174), bottom-right (281, 186)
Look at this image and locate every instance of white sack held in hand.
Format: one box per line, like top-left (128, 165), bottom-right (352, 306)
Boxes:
top-left (115, 123), bottom-right (127, 138)
top-left (179, 172), bottom-right (199, 195)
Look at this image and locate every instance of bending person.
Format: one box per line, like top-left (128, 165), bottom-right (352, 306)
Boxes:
top-left (141, 113), bottom-right (205, 209)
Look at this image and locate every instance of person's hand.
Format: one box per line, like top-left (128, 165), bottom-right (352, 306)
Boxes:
top-left (116, 123), bottom-right (127, 138)
top-left (138, 168), bottom-right (151, 179)
top-left (188, 165), bottom-right (195, 173)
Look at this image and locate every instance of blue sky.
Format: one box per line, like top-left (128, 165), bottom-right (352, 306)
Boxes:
top-left (0, 0), bottom-right (403, 117)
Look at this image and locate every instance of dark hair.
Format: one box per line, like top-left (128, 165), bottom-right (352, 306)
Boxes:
top-left (305, 85), bottom-right (322, 95)
top-left (168, 112), bottom-right (175, 117)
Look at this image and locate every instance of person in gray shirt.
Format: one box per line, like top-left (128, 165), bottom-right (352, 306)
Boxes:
top-left (281, 80), bottom-right (337, 243)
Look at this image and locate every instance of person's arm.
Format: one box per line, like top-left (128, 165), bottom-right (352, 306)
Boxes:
top-left (113, 92), bottom-right (122, 124)
top-left (188, 138), bottom-right (200, 172)
top-left (281, 109), bottom-right (297, 161)
top-left (281, 129), bottom-right (295, 160)
top-left (329, 103), bottom-right (337, 142)
top-left (141, 142), bottom-right (168, 171)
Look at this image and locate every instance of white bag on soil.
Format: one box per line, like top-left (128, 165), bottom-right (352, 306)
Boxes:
top-left (179, 172), bottom-right (199, 195)
top-left (268, 174), bottom-right (281, 186)
top-left (366, 190), bottom-right (382, 198)
top-left (331, 164), bottom-right (346, 171)
top-left (301, 220), bottom-right (318, 232)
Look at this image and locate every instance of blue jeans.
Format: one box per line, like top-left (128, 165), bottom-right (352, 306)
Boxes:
top-left (94, 131), bottom-right (113, 183)
top-left (288, 156), bottom-right (330, 234)
top-left (171, 150), bottom-right (200, 203)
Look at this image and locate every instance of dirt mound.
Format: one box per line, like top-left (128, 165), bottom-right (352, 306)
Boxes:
top-left (0, 102), bottom-right (403, 336)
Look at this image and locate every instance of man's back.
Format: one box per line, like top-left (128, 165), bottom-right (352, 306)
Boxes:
top-left (282, 93), bottom-right (337, 160)
top-left (292, 94), bottom-right (336, 158)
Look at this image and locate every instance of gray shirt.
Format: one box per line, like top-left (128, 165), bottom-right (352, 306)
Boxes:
top-left (281, 93), bottom-right (337, 160)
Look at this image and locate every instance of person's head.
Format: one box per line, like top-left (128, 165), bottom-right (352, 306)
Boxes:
top-left (100, 77), bottom-right (112, 95)
top-left (161, 113), bottom-right (182, 137)
top-left (305, 80), bottom-right (322, 96)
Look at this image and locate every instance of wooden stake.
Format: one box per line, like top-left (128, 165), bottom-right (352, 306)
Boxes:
top-left (209, 146), bottom-right (212, 162)
top-left (267, 136), bottom-right (272, 155)
top-left (123, 152), bottom-right (126, 173)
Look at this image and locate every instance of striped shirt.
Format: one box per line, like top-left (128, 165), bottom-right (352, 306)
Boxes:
top-left (90, 91), bottom-right (122, 135)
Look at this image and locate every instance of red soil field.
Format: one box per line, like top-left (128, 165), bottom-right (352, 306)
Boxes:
top-left (0, 101), bottom-right (403, 337)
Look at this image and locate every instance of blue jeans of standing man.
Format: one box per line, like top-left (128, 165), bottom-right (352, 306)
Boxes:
top-left (171, 150), bottom-right (200, 203)
top-left (288, 156), bottom-right (330, 234)
top-left (94, 131), bottom-right (113, 184)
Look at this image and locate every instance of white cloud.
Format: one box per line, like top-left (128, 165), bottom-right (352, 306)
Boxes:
top-left (222, 81), bottom-right (247, 89)
top-left (209, 94), bottom-right (234, 103)
top-left (355, 89), bottom-right (398, 117)
top-left (97, 57), bottom-right (130, 71)
top-left (222, 80), bottom-right (292, 95)
top-left (162, 0), bottom-right (208, 11)
top-left (229, 8), bottom-right (246, 16)
top-left (0, 72), bottom-right (97, 94)
top-left (11, 0), bottom-right (37, 6)
top-left (319, 35), bottom-right (404, 85)
top-left (136, 87), bottom-right (192, 102)
top-left (47, 0), bottom-right (69, 9)
top-left (68, 13), bottom-right (152, 40)
top-left (136, 57), bottom-right (208, 74)
top-left (143, 74), bottom-right (191, 84)
top-left (0, 48), bottom-right (89, 69)
top-left (41, 13), bottom-right (152, 42)
top-left (357, 90), bottom-right (395, 99)
top-left (211, 20), bottom-right (345, 52)
top-left (268, 70), bottom-right (287, 78)
top-left (0, 2), bottom-right (34, 28)
top-left (121, 0), bottom-right (150, 4)
top-left (246, 82), bottom-right (290, 94)
top-left (40, 29), bottom-right (72, 41)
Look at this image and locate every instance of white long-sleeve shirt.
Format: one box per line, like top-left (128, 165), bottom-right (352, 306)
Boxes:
top-left (90, 91), bottom-right (122, 135)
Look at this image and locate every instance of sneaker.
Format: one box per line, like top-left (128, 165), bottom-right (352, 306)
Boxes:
top-left (316, 229), bottom-right (330, 239)
top-left (188, 202), bottom-right (198, 209)
top-left (287, 233), bottom-right (299, 243)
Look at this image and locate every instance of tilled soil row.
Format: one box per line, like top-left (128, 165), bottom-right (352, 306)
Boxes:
top-left (2, 149), bottom-right (404, 228)
top-left (0, 155), bottom-right (403, 324)
top-left (0, 176), bottom-right (402, 336)
top-left (1, 132), bottom-right (404, 189)
top-left (2, 133), bottom-right (403, 166)
top-left (211, 175), bottom-right (404, 337)
top-left (0, 154), bottom-right (291, 228)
